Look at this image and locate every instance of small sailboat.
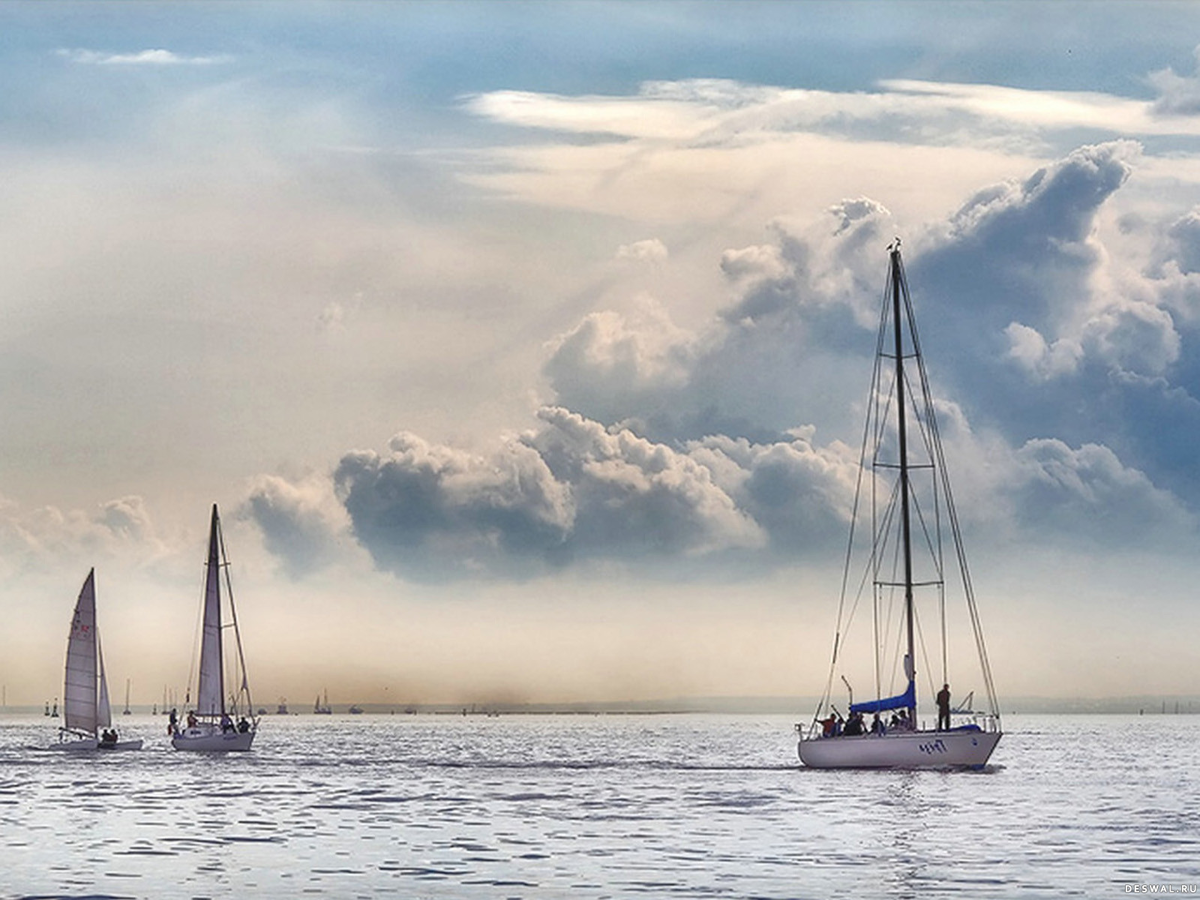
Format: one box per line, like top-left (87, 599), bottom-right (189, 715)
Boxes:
top-left (172, 505), bottom-right (258, 752)
top-left (798, 242), bottom-right (1001, 769)
top-left (123, 678), bottom-right (132, 715)
top-left (314, 690), bottom-right (332, 714)
top-left (55, 569), bottom-right (142, 751)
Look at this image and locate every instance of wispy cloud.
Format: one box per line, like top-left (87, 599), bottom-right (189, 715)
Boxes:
top-left (57, 48), bottom-right (232, 67)
top-left (468, 77), bottom-right (1200, 146)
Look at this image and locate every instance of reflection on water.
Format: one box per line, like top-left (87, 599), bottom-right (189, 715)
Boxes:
top-left (0, 714), bottom-right (1197, 897)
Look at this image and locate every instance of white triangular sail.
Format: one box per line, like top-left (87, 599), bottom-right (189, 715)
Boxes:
top-left (63, 569), bottom-right (99, 735)
top-left (196, 505), bottom-right (225, 718)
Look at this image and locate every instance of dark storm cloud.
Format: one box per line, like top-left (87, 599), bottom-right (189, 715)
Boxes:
top-left (332, 430), bottom-right (574, 580)
top-left (245, 475), bottom-right (347, 579)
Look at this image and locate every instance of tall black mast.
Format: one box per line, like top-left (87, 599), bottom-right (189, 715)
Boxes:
top-left (890, 244), bottom-right (917, 723)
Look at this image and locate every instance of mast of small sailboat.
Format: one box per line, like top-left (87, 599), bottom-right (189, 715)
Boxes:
top-left (890, 244), bottom-right (918, 725)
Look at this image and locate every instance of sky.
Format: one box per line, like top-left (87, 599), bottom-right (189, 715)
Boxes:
top-left (2, 0), bottom-right (1200, 712)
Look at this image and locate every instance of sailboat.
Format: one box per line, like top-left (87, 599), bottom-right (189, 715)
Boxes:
top-left (314, 690), bottom-right (332, 714)
top-left (798, 242), bottom-right (1002, 768)
top-left (172, 504), bottom-right (258, 751)
top-left (55, 569), bottom-right (143, 751)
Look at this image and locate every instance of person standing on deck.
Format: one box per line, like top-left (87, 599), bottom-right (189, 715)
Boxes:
top-left (936, 684), bottom-right (952, 731)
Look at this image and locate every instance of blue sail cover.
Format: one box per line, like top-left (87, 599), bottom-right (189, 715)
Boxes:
top-left (850, 680), bottom-right (915, 715)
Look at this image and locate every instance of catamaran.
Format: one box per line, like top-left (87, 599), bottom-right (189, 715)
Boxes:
top-left (172, 504), bottom-right (258, 751)
top-left (798, 242), bottom-right (1002, 768)
top-left (55, 569), bottom-right (142, 751)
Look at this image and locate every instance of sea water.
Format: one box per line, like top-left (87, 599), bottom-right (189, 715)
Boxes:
top-left (0, 713), bottom-right (1197, 899)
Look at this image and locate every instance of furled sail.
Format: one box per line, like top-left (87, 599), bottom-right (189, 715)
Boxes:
top-left (850, 680), bottom-right (916, 715)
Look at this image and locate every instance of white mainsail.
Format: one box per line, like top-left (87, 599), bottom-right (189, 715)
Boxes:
top-left (196, 507), bottom-right (225, 718)
top-left (63, 569), bottom-right (99, 735)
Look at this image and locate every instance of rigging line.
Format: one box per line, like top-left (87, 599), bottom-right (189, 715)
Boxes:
top-left (906, 490), bottom-right (947, 589)
top-left (217, 512), bottom-right (256, 725)
top-left (896, 251), bottom-right (997, 719)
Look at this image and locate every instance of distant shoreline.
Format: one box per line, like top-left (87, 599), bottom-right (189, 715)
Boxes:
top-left (3, 695), bottom-right (1198, 717)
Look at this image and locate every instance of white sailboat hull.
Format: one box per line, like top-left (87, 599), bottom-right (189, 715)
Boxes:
top-left (799, 728), bottom-right (1001, 769)
top-left (172, 724), bottom-right (255, 752)
top-left (52, 735), bottom-right (98, 751)
top-left (51, 733), bottom-right (144, 752)
top-left (99, 739), bottom-right (144, 751)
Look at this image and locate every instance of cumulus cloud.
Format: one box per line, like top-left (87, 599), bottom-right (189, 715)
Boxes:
top-left (0, 494), bottom-right (167, 577)
top-left (543, 296), bottom-right (697, 429)
top-left (1148, 45), bottom-right (1200, 116)
top-left (1165, 208), bottom-right (1200, 276)
top-left (1005, 322), bottom-right (1084, 380)
top-left (245, 139), bottom-right (1200, 580)
top-left (721, 197), bottom-right (892, 327)
top-left (1011, 439), bottom-right (1195, 543)
top-left (616, 238), bottom-right (668, 263)
top-left (245, 473), bottom-right (352, 578)
top-left (684, 430), bottom-right (857, 554)
top-left (909, 143), bottom-right (1139, 399)
top-left (332, 428), bottom-right (575, 580)
top-left (324, 409), bottom-right (775, 581)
